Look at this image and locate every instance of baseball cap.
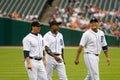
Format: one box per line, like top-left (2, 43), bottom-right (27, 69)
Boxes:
top-left (31, 21), bottom-right (43, 27)
top-left (90, 17), bottom-right (98, 23)
top-left (49, 19), bottom-right (62, 25)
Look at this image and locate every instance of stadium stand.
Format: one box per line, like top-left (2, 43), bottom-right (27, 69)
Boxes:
top-left (0, 0), bottom-right (47, 19)
top-left (49, 0), bottom-right (120, 36)
top-left (0, 0), bottom-right (119, 36)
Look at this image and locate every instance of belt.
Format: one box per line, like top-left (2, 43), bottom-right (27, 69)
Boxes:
top-left (29, 57), bottom-right (42, 61)
top-left (86, 52), bottom-right (99, 56)
top-left (54, 54), bottom-right (60, 56)
top-left (94, 54), bottom-right (99, 56)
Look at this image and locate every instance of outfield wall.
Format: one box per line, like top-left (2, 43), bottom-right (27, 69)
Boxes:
top-left (0, 17), bottom-right (119, 46)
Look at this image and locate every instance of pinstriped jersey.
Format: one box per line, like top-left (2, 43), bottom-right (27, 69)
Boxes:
top-left (79, 29), bottom-right (107, 54)
top-left (43, 31), bottom-right (64, 54)
top-left (22, 33), bottom-right (44, 58)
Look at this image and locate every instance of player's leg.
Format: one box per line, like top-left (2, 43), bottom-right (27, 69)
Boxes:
top-left (84, 53), bottom-right (99, 80)
top-left (37, 61), bottom-right (48, 80)
top-left (24, 60), bottom-right (37, 80)
top-left (46, 61), bottom-right (55, 80)
top-left (84, 71), bottom-right (92, 80)
top-left (56, 62), bottom-right (68, 80)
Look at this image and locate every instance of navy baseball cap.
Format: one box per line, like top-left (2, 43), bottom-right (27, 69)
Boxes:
top-left (90, 17), bottom-right (98, 23)
top-left (31, 21), bottom-right (43, 27)
top-left (49, 19), bottom-right (62, 25)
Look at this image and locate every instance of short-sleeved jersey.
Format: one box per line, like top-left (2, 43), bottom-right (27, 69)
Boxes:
top-left (43, 31), bottom-right (64, 54)
top-left (22, 33), bottom-right (44, 58)
top-left (80, 29), bottom-right (107, 54)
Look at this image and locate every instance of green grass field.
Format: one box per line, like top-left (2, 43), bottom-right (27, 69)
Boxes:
top-left (0, 47), bottom-right (120, 80)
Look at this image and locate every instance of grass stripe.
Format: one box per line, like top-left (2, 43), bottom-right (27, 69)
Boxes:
top-left (0, 47), bottom-right (120, 80)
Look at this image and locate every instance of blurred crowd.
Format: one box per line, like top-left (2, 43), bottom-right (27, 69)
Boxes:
top-left (0, 1), bottom-right (120, 38)
top-left (0, 10), bottom-right (39, 21)
top-left (49, 1), bottom-right (120, 38)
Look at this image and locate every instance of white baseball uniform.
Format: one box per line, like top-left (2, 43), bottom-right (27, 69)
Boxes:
top-left (44, 31), bottom-right (68, 80)
top-left (23, 33), bottom-right (48, 80)
top-left (79, 29), bottom-right (107, 80)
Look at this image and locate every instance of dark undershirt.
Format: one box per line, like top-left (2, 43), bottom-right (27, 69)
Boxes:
top-left (31, 32), bottom-right (38, 36)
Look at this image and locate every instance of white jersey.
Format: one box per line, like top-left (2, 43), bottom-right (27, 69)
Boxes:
top-left (22, 33), bottom-right (44, 58)
top-left (43, 31), bottom-right (64, 54)
top-left (80, 29), bottom-right (107, 54)
top-left (44, 31), bottom-right (68, 80)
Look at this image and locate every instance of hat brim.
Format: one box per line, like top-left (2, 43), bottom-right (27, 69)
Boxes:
top-left (90, 20), bottom-right (98, 23)
top-left (31, 21), bottom-right (43, 27)
top-left (50, 22), bottom-right (62, 25)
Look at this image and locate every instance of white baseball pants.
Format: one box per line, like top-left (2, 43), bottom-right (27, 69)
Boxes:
top-left (84, 53), bottom-right (99, 80)
top-left (46, 54), bottom-right (68, 80)
top-left (25, 59), bottom-right (48, 80)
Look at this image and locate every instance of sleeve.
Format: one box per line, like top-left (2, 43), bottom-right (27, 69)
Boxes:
top-left (79, 33), bottom-right (88, 47)
top-left (102, 33), bottom-right (107, 47)
top-left (42, 39), bottom-right (45, 50)
top-left (61, 34), bottom-right (65, 48)
top-left (22, 37), bottom-right (31, 51)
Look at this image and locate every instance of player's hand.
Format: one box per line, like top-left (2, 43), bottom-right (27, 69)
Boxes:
top-left (54, 56), bottom-right (62, 63)
top-left (27, 63), bottom-right (32, 71)
top-left (106, 57), bottom-right (110, 65)
top-left (74, 59), bottom-right (79, 65)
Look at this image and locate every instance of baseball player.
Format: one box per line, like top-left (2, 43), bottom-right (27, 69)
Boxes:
top-left (43, 19), bottom-right (68, 80)
top-left (74, 17), bottom-right (111, 80)
top-left (22, 21), bottom-right (48, 80)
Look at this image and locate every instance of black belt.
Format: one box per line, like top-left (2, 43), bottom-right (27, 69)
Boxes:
top-left (86, 52), bottom-right (99, 56)
top-left (29, 57), bottom-right (42, 61)
top-left (54, 54), bottom-right (60, 56)
top-left (94, 54), bottom-right (99, 56)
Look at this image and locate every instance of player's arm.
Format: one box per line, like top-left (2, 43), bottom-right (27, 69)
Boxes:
top-left (23, 38), bottom-right (32, 70)
top-left (43, 35), bottom-right (56, 58)
top-left (42, 51), bottom-right (46, 67)
top-left (74, 45), bottom-right (83, 65)
top-left (61, 48), bottom-right (65, 64)
top-left (74, 33), bottom-right (86, 65)
top-left (45, 46), bottom-right (62, 62)
top-left (102, 45), bottom-right (110, 65)
top-left (61, 48), bottom-right (64, 60)
top-left (24, 50), bottom-right (32, 71)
